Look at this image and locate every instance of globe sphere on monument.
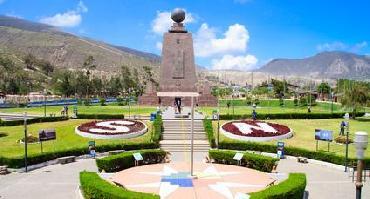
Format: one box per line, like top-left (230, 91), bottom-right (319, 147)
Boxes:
top-left (171, 8), bottom-right (185, 23)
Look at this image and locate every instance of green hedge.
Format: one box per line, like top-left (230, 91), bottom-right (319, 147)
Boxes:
top-left (208, 149), bottom-right (278, 172)
top-left (77, 114), bottom-right (125, 119)
top-left (80, 171), bottom-right (159, 199)
top-left (250, 173), bottom-right (306, 199)
top-left (0, 116), bottom-right (68, 126)
top-left (219, 141), bottom-right (370, 166)
top-left (151, 115), bottom-right (163, 143)
top-left (204, 119), bottom-right (216, 148)
top-left (219, 112), bottom-right (365, 120)
top-left (0, 142), bottom-right (159, 168)
top-left (96, 149), bottom-right (167, 172)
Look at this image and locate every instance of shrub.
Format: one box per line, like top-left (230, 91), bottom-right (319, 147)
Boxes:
top-left (80, 172), bottom-right (159, 199)
top-left (0, 132), bottom-right (8, 138)
top-left (0, 142), bottom-right (159, 168)
top-left (76, 114), bottom-right (125, 119)
top-left (334, 136), bottom-right (353, 144)
top-left (208, 149), bottom-right (278, 172)
top-left (204, 119), bottom-right (216, 148)
top-left (96, 149), bottom-right (167, 172)
top-left (99, 98), bottom-right (106, 106)
top-left (249, 173), bottom-right (306, 199)
top-left (151, 115), bottom-right (163, 143)
top-left (0, 116), bottom-right (68, 126)
top-left (218, 141), bottom-right (370, 166)
top-left (219, 112), bottom-right (365, 120)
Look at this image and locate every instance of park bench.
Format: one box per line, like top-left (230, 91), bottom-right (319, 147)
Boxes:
top-left (57, 156), bottom-right (76, 164)
top-left (0, 165), bottom-right (9, 175)
top-left (297, 156), bottom-right (308, 163)
top-left (108, 150), bottom-right (125, 155)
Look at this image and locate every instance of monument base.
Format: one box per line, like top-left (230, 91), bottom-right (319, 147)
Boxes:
top-left (138, 94), bottom-right (217, 107)
top-left (138, 93), bottom-right (159, 106)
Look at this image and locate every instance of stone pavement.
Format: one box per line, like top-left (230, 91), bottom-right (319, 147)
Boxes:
top-left (0, 159), bottom-right (97, 199)
top-left (277, 158), bottom-right (370, 199)
top-left (0, 112), bottom-right (39, 121)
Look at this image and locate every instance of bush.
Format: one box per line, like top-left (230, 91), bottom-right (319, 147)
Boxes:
top-left (208, 149), bottom-right (278, 172)
top-left (77, 114), bottom-right (125, 119)
top-left (218, 141), bottom-right (370, 166)
top-left (0, 116), bottom-right (68, 126)
top-left (96, 149), bottom-right (167, 172)
top-left (219, 112), bottom-right (365, 120)
top-left (204, 119), bottom-right (216, 148)
top-left (99, 98), bottom-right (106, 106)
top-left (80, 171), bottom-right (159, 199)
top-left (249, 173), bottom-right (306, 199)
top-left (334, 136), bottom-right (353, 144)
top-left (0, 142), bottom-right (159, 168)
top-left (151, 115), bottom-right (163, 143)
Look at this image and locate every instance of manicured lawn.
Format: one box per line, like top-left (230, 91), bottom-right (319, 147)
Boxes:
top-left (0, 119), bottom-right (154, 158)
top-left (213, 119), bottom-right (370, 158)
top-left (0, 105), bottom-right (156, 116)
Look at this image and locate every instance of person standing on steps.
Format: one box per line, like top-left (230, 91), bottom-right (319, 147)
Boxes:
top-left (175, 97), bottom-right (182, 114)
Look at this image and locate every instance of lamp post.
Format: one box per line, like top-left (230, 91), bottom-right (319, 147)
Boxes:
top-left (43, 89), bottom-right (47, 117)
top-left (354, 131), bottom-right (368, 199)
top-left (344, 113), bottom-right (350, 172)
top-left (24, 112), bottom-right (28, 172)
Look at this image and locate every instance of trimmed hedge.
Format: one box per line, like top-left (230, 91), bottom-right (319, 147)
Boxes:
top-left (0, 142), bottom-right (159, 168)
top-left (219, 141), bottom-right (370, 166)
top-left (209, 149), bottom-right (278, 172)
top-left (219, 112), bottom-right (365, 120)
top-left (96, 149), bottom-right (167, 172)
top-left (204, 119), bottom-right (216, 148)
top-left (0, 116), bottom-right (68, 126)
top-left (80, 171), bottom-right (159, 199)
top-left (151, 115), bottom-right (163, 143)
top-left (76, 114), bottom-right (125, 119)
top-left (250, 173), bottom-right (306, 199)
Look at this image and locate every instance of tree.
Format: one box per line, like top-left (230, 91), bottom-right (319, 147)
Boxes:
top-left (39, 60), bottom-right (54, 76)
top-left (317, 82), bottom-right (331, 94)
top-left (340, 83), bottom-right (369, 118)
top-left (82, 55), bottom-right (96, 99)
top-left (24, 53), bottom-right (37, 70)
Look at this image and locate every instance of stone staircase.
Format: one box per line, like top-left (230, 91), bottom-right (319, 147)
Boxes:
top-left (160, 119), bottom-right (210, 152)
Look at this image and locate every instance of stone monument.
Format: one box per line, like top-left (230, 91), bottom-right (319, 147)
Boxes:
top-left (139, 8), bottom-right (217, 106)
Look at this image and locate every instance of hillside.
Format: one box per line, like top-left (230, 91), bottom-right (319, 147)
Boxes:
top-left (0, 15), bottom-right (160, 72)
top-left (258, 51), bottom-right (370, 80)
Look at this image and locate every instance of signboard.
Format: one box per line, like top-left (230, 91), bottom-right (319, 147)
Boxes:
top-left (38, 129), bottom-right (56, 142)
top-left (233, 152), bottom-right (244, 161)
top-left (212, 112), bottom-right (219, 120)
top-left (344, 113), bottom-right (350, 120)
top-left (315, 129), bottom-right (333, 142)
top-left (277, 142), bottom-right (285, 159)
top-left (133, 153), bottom-right (143, 161)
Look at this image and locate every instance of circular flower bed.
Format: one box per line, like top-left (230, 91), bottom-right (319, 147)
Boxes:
top-left (75, 119), bottom-right (147, 139)
top-left (221, 120), bottom-right (293, 142)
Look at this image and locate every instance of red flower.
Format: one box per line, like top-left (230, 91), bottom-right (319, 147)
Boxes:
top-left (222, 120), bottom-right (290, 137)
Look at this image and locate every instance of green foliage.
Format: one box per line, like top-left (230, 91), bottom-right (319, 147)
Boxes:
top-left (317, 82), bottom-right (331, 94)
top-left (340, 83), bottom-right (369, 118)
top-left (0, 116), bottom-right (68, 126)
top-left (271, 79), bottom-right (289, 97)
top-left (96, 149), bottom-right (167, 172)
top-left (293, 98), bottom-right (298, 106)
top-left (219, 112), bottom-right (365, 120)
top-left (249, 173), bottom-right (306, 199)
top-left (151, 115), bottom-right (163, 143)
top-left (204, 119), bottom-right (216, 148)
top-left (99, 98), bottom-right (106, 106)
top-left (208, 149), bottom-right (278, 172)
top-left (0, 142), bottom-right (158, 168)
top-left (252, 86), bottom-right (269, 95)
top-left (76, 114), bottom-right (125, 119)
top-left (80, 172), bottom-right (159, 199)
top-left (218, 141), bottom-right (370, 166)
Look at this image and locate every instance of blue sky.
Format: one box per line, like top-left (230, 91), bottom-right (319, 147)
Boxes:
top-left (1, 0), bottom-right (370, 70)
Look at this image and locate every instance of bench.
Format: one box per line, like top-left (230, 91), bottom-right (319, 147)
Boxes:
top-left (297, 157), bottom-right (308, 163)
top-left (109, 150), bottom-right (125, 155)
top-left (0, 165), bottom-right (9, 175)
top-left (57, 156), bottom-right (76, 164)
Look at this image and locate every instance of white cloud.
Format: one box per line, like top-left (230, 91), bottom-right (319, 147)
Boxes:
top-left (352, 41), bottom-right (368, 52)
top-left (194, 23), bottom-right (249, 57)
top-left (39, 1), bottom-right (87, 27)
top-left (156, 41), bottom-right (162, 50)
top-left (151, 10), bottom-right (194, 35)
top-left (211, 54), bottom-right (258, 71)
top-left (316, 41), bottom-right (347, 51)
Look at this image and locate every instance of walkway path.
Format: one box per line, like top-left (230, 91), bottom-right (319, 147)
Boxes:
top-left (277, 158), bottom-right (370, 199)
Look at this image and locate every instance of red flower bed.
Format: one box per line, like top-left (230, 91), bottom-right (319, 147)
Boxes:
top-left (222, 120), bottom-right (291, 137)
top-left (77, 119), bottom-right (145, 135)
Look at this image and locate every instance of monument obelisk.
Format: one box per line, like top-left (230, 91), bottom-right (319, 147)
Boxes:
top-left (139, 8), bottom-right (217, 106)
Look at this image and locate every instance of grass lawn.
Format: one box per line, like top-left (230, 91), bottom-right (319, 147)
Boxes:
top-left (0, 105), bottom-right (156, 116)
top-left (213, 118), bottom-right (370, 159)
top-left (0, 119), bottom-right (154, 159)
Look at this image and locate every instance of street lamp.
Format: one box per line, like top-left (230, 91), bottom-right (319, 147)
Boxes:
top-left (43, 89), bottom-right (47, 117)
top-left (344, 112), bottom-right (350, 172)
top-left (354, 131), bottom-right (368, 199)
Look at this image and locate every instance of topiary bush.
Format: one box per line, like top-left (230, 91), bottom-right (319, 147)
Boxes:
top-left (76, 114), bottom-right (125, 119)
top-left (219, 112), bottom-right (365, 120)
top-left (249, 173), bottom-right (306, 199)
top-left (80, 171), bottom-right (159, 199)
top-left (151, 115), bottom-right (163, 143)
top-left (0, 116), bottom-right (68, 126)
top-left (204, 119), bottom-right (216, 148)
top-left (208, 149), bottom-right (278, 172)
top-left (96, 149), bottom-right (167, 172)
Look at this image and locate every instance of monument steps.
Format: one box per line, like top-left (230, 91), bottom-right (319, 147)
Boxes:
top-left (162, 134), bottom-right (207, 140)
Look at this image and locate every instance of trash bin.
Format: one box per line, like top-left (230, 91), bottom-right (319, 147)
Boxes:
top-left (150, 112), bottom-right (157, 121)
